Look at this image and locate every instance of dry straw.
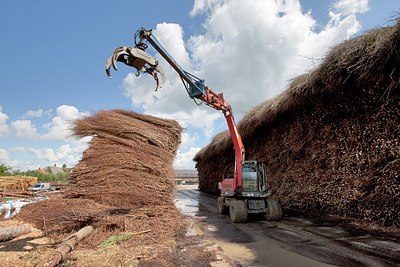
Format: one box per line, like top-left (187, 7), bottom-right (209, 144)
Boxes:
top-left (18, 110), bottom-right (184, 245)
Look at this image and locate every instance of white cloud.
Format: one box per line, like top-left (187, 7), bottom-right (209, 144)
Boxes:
top-left (22, 108), bottom-right (52, 119)
top-left (0, 149), bottom-right (8, 161)
top-left (9, 105), bottom-right (88, 141)
top-left (173, 132), bottom-right (201, 169)
top-left (0, 106), bottom-right (9, 136)
top-left (333, 0), bottom-right (369, 17)
top-left (154, 23), bottom-right (192, 69)
top-left (190, 0), bottom-right (369, 107)
top-left (0, 148), bottom-right (36, 171)
top-left (2, 105), bottom-right (92, 171)
top-left (44, 109), bottom-right (53, 117)
top-left (123, 24), bottom-right (194, 113)
top-left (319, 0), bottom-right (369, 44)
top-left (120, 0), bottom-right (369, 169)
top-left (180, 132), bottom-right (199, 150)
top-left (149, 109), bottom-right (222, 138)
top-left (42, 105), bottom-right (89, 141)
top-left (11, 120), bottom-right (39, 139)
top-left (174, 147), bottom-right (202, 169)
top-left (0, 149), bottom-right (14, 166)
top-left (123, 0), bottom-right (368, 133)
top-left (173, 131), bottom-right (200, 169)
top-left (7, 137), bottom-right (90, 170)
top-left (123, 23), bottom-right (223, 138)
top-left (23, 109), bottom-right (44, 118)
top-left (190, 0), bottom-right (221, 17)
top-left (9, 147), bottom-right (57, 162)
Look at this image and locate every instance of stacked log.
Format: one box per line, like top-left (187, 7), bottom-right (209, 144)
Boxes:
top-left (194, 20), bottom-right (400, 233)
top-left (0, 176), bottom-right (37, 190)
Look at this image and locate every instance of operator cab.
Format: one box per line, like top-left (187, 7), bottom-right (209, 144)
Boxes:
top-left (219, 160), bottom-right (270, 197)
top-left (241, 161), bottom-right (269, 197)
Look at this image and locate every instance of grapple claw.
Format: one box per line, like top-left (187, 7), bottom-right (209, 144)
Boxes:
top-left (105, 46), bottom-right (165, 90)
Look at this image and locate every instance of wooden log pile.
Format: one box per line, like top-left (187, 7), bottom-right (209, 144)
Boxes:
top-left (0, 176), bottom-right (37, 190)
top-left (194, 20), bottom-right (400, 234)
top-left (1, 189), bottom-right (33, 198)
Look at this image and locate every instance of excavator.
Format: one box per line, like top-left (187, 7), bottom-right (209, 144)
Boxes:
top-left (105, 28), bottom-right (282, 223)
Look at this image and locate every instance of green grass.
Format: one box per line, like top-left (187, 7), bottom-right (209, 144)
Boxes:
top-left (100, 233), bottom-right (132, 248)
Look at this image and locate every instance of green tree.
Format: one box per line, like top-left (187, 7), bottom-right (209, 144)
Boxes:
top-left (0, 164), bottom-right (11, 176)
top-left (17, 170), bottom-right (70, 182)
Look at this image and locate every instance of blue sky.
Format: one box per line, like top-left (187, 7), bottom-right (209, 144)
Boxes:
top-left (1, 0), bottom-right (399, 171)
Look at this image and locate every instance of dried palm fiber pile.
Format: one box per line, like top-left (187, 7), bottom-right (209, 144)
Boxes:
top-left (194, 20), bottom-right (400, 234)
top-left (18, 109), bottom-right (184, 244)
top-left (68, 109), bottom-right (182, 207)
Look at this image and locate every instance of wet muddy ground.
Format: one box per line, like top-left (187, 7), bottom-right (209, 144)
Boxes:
top-left (174, 185), bottom-right (400, 267)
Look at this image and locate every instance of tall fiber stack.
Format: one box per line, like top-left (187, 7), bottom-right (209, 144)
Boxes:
top-left (194, 20), bottom-right (400, 234)
top-left (68, 109), bottom-right (182, 207)
top-left (18, 110), bottom-right (184, 244)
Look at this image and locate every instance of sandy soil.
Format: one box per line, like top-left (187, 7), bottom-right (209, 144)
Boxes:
top-left (0, 218), bottom-right (234, 267)
top-left (0, 219), bottom-right (53, 267)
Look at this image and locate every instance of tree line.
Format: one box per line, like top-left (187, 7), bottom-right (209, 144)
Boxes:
top-left (0, 164), bottom-right (70, 182)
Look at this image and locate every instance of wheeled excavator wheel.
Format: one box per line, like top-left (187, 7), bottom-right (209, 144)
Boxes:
top-left (217, 197), bottom-right (229, 215)
top-left (265, 199), bottom-right (282, 221)
top-left (229, 200), bottom-right (248, 223)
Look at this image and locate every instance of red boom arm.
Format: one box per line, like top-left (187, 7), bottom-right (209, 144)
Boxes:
top-left (126, 28), bottom-right (246, 192)
top-left (199, 88), bottom-right (245, 191)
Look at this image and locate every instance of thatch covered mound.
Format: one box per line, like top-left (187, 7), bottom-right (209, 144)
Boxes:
top-left (194, 21), bottom-right (400, 233)
top-left (18, 110), bottom-right (184, 244)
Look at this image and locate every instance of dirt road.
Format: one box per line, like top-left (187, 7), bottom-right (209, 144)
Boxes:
top-left (174, 185), bottom-right (400, 267)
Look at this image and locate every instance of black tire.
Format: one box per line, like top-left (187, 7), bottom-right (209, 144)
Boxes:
top-left (265, 199), bottom-right (282, 221)
top-left (217, 197), bottom-right (229, 215)
top-left (229, 200), bottom-right (248, 223)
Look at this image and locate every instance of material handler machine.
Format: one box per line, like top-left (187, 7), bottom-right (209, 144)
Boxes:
top-left (106, 28), bottom-right (282, 223)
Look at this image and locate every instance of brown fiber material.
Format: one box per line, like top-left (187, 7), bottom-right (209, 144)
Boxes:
top-left (195, 20), bottom-right (400, 235)
top-left (18, 110), bottom-right (183, 245)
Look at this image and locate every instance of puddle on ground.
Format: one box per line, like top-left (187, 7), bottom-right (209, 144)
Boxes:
top-left (263, 228), bottom-right (311, 243)
top-left (294, 242), bottom-right (364, 266)
top-left (282, 217), bottom-right (314, 226)
top-left (344, 236), bottom-right (400, 261)
top-left (304, 226), bottom-right (351, 239)
top-left (185, 222), bottom-right (204, 237)
top-left (174, 193), bottom-right (200, 217)
top-left (173, 187), bottom-right (400, 267)
top-left (209, 238), bottom-right (256, 265)
top-left (202, 217), bottom-right (254, 243)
